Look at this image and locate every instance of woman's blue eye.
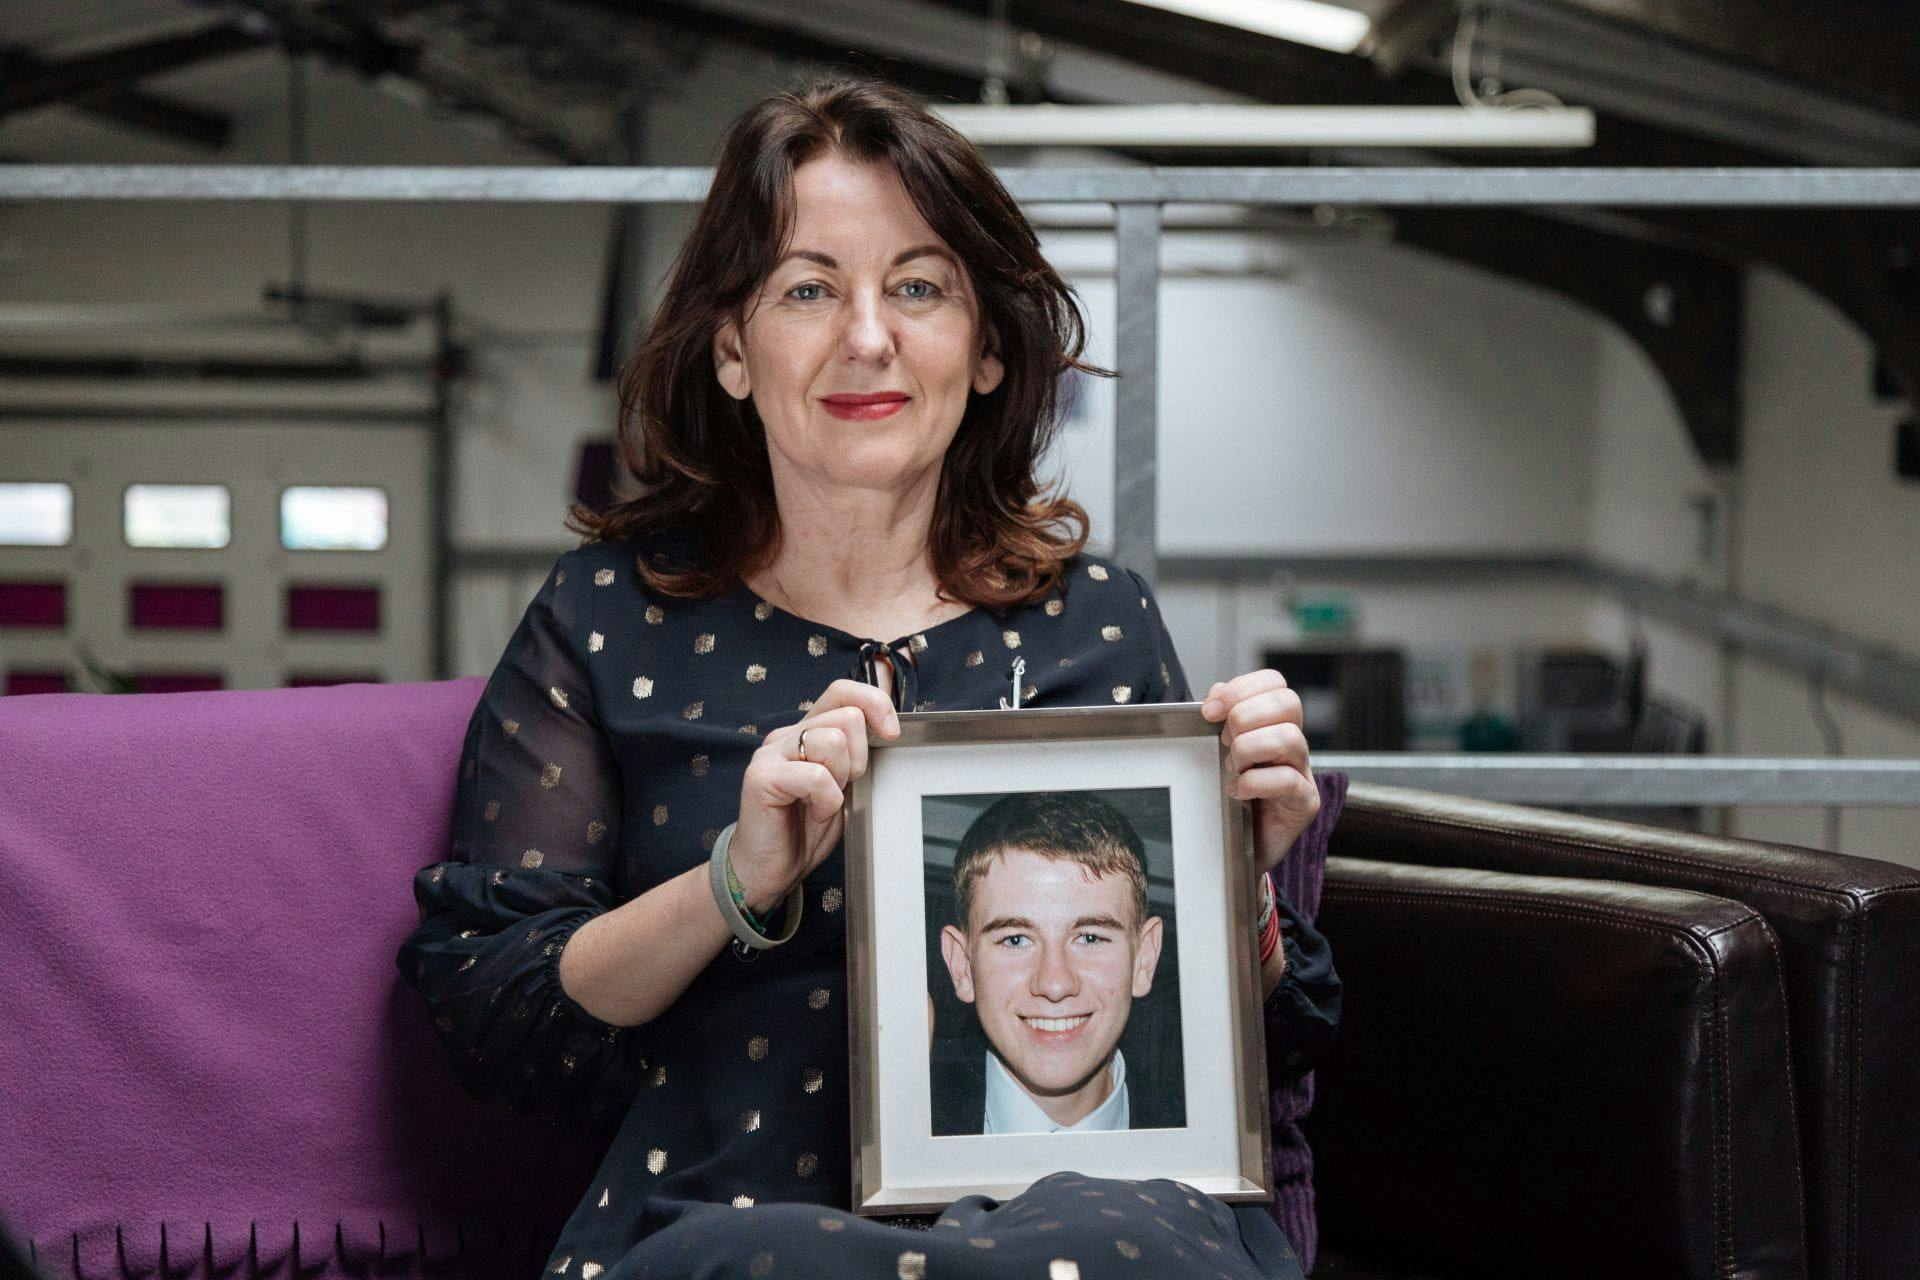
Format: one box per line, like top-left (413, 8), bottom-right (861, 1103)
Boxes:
top-left (901, 279), bottom-right (939, 299)
top-left (789, 283), bottom-right (824, 302)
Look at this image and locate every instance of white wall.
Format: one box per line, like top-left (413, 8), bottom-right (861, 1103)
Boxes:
top-left (1584, 267), bottom-right (1920, 862)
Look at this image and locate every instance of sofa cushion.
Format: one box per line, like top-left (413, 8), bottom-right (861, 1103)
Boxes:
top-left (1331, 784), bottom-right (1920, 1280)
top-left (1310, 858), bottom-right (1806, 1280)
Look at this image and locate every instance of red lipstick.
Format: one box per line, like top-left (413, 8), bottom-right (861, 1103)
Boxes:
top-left (821, 391), bottom-right (909, 421)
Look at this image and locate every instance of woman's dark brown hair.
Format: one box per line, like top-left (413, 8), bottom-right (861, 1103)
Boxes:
top-left (565, 72), bottom-right (1114, 612)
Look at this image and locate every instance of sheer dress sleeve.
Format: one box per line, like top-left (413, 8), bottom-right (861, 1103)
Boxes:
top-left (395, 549), bottom-right (646, 1140)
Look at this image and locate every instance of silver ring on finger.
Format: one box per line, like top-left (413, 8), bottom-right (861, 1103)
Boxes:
top-left (795, 728), bottom-right (809, 762)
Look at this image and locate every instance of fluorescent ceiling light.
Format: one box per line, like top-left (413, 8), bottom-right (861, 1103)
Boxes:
top-left (1117, 0), bottom-right (1372, 53)
top-left (932, 104), bottom-right (1597, 149)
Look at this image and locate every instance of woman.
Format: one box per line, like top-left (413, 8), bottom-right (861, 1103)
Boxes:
top-left (398, 75), bottom-right (1342, 1279)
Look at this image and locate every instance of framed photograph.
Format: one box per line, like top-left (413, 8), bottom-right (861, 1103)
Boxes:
top-left (843, 702), bottom-right (1272, 1214)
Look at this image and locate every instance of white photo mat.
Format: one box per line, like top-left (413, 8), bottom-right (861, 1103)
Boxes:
top-left (846, 706), bottom-right (1270, 1213)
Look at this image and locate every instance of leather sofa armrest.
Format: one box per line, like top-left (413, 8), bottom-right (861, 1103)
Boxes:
top-left (1329, 784), bottom-right (1920, 1280)
top-left (1308, 857), bottom-right (1807, 1280)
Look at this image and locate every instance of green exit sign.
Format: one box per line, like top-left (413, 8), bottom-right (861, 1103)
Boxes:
top-left (1293, 596), bottom-right (1355, 636)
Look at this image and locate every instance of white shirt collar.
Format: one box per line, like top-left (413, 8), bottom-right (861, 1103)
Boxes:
top-left (981, 1045), bottom-right (1129, 1134)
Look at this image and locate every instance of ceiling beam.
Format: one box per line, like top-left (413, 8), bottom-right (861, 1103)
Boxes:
top-left (1540, 0), bottom-right (1920, 124)
top-left (0, 26), bottom-right (262, 120)
top-left (215, 0), bottom-right (611, 163)
top-left (593, 0), bottom-right (1007, 106)
top-left (0, 45), bottom-right (233, 149)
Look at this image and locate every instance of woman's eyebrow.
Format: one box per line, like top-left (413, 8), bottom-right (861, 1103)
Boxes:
top-left (777, 245), bottom-right (956, 270)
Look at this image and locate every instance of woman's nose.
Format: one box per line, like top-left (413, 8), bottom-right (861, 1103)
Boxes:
top-left (837, 290), bottom-right (895, 364)
top-left (1031, 942), bottom-right (1079, 1001)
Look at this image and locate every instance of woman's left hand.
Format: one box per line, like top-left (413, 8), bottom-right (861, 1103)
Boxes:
top-left (1202, 669), bottom-right (1318, 877)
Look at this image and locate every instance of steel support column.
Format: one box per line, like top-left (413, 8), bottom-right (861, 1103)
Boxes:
top-left (1112, 201), bottom-right (1161, 586)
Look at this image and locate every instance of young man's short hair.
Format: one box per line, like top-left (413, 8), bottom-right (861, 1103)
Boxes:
top-left (951, 791), bottom-right (1149, 932)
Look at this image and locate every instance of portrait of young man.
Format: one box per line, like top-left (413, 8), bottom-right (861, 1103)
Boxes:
top-left (927, 789), bottom-right (1185, 1136)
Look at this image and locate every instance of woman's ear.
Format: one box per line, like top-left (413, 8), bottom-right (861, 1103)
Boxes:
top-left (972, 321), bottom-right (1005, 396)
top-left (713, 316), bottom-right (751, 400)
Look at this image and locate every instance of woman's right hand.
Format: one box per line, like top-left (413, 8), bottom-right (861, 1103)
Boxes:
top-left (726, 678), bottom-right (900, 915)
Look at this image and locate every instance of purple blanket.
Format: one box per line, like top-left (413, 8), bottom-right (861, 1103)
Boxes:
top-left (0, 680), bottom-right (605, 1277)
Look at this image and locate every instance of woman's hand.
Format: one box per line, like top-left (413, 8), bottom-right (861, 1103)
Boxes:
top-left (727, 677), bottom-right (901, 914)
top-left (1202, 669), bottom-right (1318, 878)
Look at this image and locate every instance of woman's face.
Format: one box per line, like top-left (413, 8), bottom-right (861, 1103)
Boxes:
top-left (713, 152), bottom-right (1004, 499)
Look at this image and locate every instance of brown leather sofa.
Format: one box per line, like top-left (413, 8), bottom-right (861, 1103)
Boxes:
top-left (1309, 783), bottom-right (1920, 1280)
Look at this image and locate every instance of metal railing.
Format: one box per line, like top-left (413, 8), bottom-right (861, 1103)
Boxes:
top-left (9, 162), bottom-right (1920, 810)
top-left (1317, 754), bottom-right (1920, 807)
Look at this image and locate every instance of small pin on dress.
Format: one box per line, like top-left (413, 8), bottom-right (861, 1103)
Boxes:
top-left (998, 656), bottom-right (1028, 710)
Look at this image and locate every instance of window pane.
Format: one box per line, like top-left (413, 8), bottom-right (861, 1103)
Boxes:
top-left (286, 584), bottom-right (381, 633)
top-left (0, 483), bottom-right (73, 546)
top-left (128, 581), bottom-right (225, 631)
top-left (0, 580), bottom-right (68, 629)
top-left (125, 484), bottom-right (230, 549)
top-left (280, 486), bottom-right (388, 551)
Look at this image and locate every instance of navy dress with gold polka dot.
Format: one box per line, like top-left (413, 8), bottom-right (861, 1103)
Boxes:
top-left (397, 528), bottom-right (1339, 1279)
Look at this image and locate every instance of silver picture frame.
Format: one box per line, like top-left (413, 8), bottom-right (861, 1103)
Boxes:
top-left (843, 700), bottom-right (1273, 1215)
